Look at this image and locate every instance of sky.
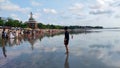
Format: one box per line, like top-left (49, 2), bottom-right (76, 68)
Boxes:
top-left (0, 0), bottom-right (120, 27)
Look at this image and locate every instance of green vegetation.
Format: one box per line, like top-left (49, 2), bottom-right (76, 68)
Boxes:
top-left (0, 17), bottom-right (27, 28)
top-left (5, 18), bottom-right (21, 27)
top-left (0, 17), bottom-right (103, 29)
top-left (0, 17), bottom-right (64, 29)
top-left (0, 18), bottom-right (4, 26)
top-left (37, 23), bottom-right (63, 29)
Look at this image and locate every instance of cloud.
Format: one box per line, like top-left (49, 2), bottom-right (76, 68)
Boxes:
top-left (10, 14), bottom-right (20, 20)
top-left (0, 0), bottom-right (5, 3)
top-left (89, 0), bottom-right (117, 15)
top-left (31, 1), bottom-right (42, 6)
top-left (0, 0), bottom-right (31, 13)
top-left (97, 0), bottom-right (115, 5)
top-left (89, 1), bottom-right (107, 10)
top-left (115, 15), bottom-right (120, 18)
top-left (111, 0), bottom-right (120, 7)
top-left (43, 8), bottom-right (57, 14)
top-left (68, 3), bottom-right (86, 18)
top-left (33, 13), bottom-right (41, 20)
top-left (90, 5), bottom-right (102, 9)
top-left (89, 9), bottom-right (113, 15)
top-left (69, 3), bottom-right (84, 11)
top-left (89, 0), bottom-right (116, 10)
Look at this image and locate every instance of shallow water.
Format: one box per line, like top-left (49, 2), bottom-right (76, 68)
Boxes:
top-left (1, 29), bottom-right (120, 68)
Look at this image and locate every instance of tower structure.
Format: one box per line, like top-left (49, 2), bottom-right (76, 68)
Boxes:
top-left (27, 12), bottom-right (37, 29)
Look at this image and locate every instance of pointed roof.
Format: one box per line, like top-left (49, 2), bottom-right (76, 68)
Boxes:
top-left (29, 12), bottom-right (35, 20)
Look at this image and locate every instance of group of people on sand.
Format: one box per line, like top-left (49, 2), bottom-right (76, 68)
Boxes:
top-left (2, 27), bottom-right (70, 54)
top-left (2, 28), bottom-right (24, 39)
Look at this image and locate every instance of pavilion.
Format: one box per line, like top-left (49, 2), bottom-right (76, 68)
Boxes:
top-left (27, 12), bottom-right (38, 29)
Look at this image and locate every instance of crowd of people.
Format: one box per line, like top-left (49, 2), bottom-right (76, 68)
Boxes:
top-left (1, 27), bottom-right (70, 53)
top-left (1, 28), bottom-right (63, 39)
top-left (1, 27), bottom-right (70, 58)
top-left (2, 28), bottom-right (24, 39)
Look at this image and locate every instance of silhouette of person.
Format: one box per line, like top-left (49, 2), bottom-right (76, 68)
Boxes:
top-left (64, 53), bottom-right (69, 68)
top-left (2, 39), bottom-right (7, 57)
top-left (64, 27), bottom-right (69, 53)
top-left (2, 28), bottom-right (8, 39)
top-left (71, 35), bottom-right (73, 39)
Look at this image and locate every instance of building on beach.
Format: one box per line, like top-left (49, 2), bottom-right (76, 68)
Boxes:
top-left (27, 12), bottom-right (38, 29)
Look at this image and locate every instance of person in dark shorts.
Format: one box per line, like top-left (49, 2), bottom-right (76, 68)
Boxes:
top-left (64, 27), bottom-right (69, 53)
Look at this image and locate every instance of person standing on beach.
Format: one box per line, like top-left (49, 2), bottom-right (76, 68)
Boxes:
top-left (2, 28), bottom-right (8, 39)
top-left (64, 27), bottom-right (69, 53)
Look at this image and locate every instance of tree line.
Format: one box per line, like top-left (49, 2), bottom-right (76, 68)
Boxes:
top-left (0, 17), bottom-right (103, 29)
top-left (0, 17), bottom-right (64, 29)
top-left (0, 17), bottom-right (27, 28)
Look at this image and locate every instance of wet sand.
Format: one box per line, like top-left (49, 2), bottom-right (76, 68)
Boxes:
top-left (1, 29), bottom-right (120, 68)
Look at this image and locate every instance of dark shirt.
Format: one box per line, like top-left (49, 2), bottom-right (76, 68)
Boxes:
top-left (65, 31), bottom-right (69, 40)
top-left (2, 31), bottom-right (5, 38)
top-left (2, 31), bottom-right (8, 38)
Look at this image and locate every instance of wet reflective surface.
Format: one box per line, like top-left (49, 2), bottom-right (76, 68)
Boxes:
top-left (1, 29), bottom-right (120, 68)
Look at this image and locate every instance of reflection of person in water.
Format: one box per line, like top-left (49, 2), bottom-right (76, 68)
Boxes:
top-left (71, 35), bottom-right (73, 39)
top-left (64, 53), bottom-right (69, 68)
top-left (9, 38), bottom-right (14, 46)
top-left (2, 39), bottom-right (7, 57)
top-left (16, 38), bottom-right (20, 45)
top-left (64, 27), bottom-right (69, 53)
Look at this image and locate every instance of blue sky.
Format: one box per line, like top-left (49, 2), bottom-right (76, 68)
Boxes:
top-left (0, 0), bottom-right (120, 27)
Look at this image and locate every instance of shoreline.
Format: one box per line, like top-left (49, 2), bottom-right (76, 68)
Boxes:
top-left (0, 28), bottom-right (103, 37)
top-left (0, 28), bottom-right (65, 37)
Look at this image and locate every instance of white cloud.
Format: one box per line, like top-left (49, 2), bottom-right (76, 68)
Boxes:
top-left (43, 8), bottom-right (57, 14)
top-left (97, 0), bottom-right (115, 6)
top-left (31, 1), bottom-right (42, 6)
top-left (68, 3), bottom-right (85, 16)
top-left (90, 0), bottom-right (108, 10)
top-left (89, 9), bottom-right (113, 15)
top-left (90, 4), bottom-right (102, 9)
top-left (115, 15), bottom-right (120, 18)
top-left (0, 0), bottom-right (31, 13)
top-left (69, 3), bottom-right (84, 11)
top-left (68, 3), bottom-right (88, 20)
top-left (10, 14), bottom-right (20, 20)
top-left (33, 13), bottom-right (41, 20)
top-left (89, 0), bottom-right (117, 15)
top-left (111, 0), bottom-right (120, 7)
top-left (89, 0), bottom-right (116, 10)
top-left (0, 0), bottom-right (5, 3)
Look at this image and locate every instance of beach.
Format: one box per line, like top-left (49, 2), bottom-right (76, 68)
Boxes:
top-left (0, 29), bottom-right (120, 68)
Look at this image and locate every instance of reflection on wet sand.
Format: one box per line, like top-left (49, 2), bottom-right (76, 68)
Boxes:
top-left (0, 31), bottom-right (67, 50)
top-left (0, 30), bottom-right (94, 58)
top-left (0, 30), bottom-right (65, 46)
top-left (2, 39), bottom-right (7, 57)
top-left (1, 29), bottom-right (120, 68)
top-left (64, 53), bottom-right (69, 68)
